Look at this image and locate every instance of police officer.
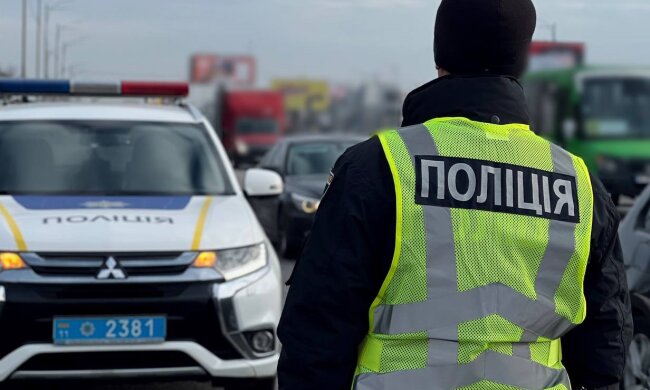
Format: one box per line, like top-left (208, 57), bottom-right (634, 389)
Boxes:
top-left (278, 0), bottom-right (632, 389)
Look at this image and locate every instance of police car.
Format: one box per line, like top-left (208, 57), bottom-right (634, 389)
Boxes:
top-left (0, 80), bottom-right (284, 389)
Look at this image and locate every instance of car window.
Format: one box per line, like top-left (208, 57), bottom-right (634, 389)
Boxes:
top-left (285, 142), bottom-right (355, 176)
top-left (270, 143), bottom-right (287, 169)
top-left (259, 142), bottom-right (286, 173)
top-left (0, 120), bottom-right (234, 195)
top-left (582, 77), bottom-right (650, 138)
top-left (259, 144), bottom-right (279, 167)
top-left (236, 118), bottom-right (279, 135)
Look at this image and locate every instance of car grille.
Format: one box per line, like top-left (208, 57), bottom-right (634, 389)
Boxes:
top-left (23, 252), bottom-right (195, 278)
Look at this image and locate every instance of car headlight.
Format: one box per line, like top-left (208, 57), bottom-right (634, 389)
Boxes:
top-left (193, 244), bottom-right (267, 281)
top-left (291, 193), bottom-right (320, 214)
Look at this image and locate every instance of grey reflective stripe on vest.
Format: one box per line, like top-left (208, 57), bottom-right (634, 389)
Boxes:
top-left (399, 125), bottom-right (458, 299)
top-left (375, 284), bottom-right (574, 341)
top-left (374, 127), bottom-right (581, 341)
top-left (355, 351), bottom-right (570, 390)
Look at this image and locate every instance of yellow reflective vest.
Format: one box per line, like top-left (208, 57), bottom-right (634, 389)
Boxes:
top-left (353, 117), bottom-right (593, 390)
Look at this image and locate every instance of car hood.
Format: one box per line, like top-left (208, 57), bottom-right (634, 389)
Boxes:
top-left (0, 195), bottom-right (263, 252)
top-left (285, 175), bottom-right (328, 199)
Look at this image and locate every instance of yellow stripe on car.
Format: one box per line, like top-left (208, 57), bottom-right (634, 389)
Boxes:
top-left (0, 203), bottom-right (27, 251)
top-left (192, 197), bottom-right (214, 251)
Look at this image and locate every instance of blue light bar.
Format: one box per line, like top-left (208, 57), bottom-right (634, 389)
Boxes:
top-left (0, 79), bottom-right (70, 94)
top-left (0, 79), bottom-right (189, 97)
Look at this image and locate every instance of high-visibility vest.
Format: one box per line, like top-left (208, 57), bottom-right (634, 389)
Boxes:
top-left (353, 117), bottom-right (593, 390)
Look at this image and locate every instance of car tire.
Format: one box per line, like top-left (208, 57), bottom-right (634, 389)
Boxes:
top-left (220, 377), bottom-right (277, 390)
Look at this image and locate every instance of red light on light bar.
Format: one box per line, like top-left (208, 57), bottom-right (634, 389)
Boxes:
top-left (121, 81), bottom-right (189, 97)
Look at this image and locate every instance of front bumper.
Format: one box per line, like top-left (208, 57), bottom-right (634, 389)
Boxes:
top-left (0, 265), bottom-right (282, 382)
top-left (1, 342), bottom-right (278, 381)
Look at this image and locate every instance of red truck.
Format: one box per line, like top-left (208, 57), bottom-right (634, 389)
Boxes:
top-left (221, 90), bottom-right (286, 166)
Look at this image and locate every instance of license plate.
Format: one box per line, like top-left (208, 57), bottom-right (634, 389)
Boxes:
top-left (53, 316), bottom-right (166, 345)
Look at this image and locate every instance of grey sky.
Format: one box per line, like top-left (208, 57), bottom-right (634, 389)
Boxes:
top-left (1, 0), bottom-right (650, 91)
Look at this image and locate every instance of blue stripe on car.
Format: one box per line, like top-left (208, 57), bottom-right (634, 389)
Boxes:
top-left (12, 196), bottom-right (192, 210)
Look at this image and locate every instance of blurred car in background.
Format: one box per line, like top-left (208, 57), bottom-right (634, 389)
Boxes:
top-left (619, 184), bottom-right (650, 387)
top-left (188, 86), bottom-right (286, 168)
top-left (0, 79), bottom-right (283, 389)
top-left (525, 66), bottom-right (650, 204)
top-left (620, 184), bottom-right (650, 334)
top-left (221, 90), bottom-right (286, 167)
top-left (249, 134), bottom-right (365, 258)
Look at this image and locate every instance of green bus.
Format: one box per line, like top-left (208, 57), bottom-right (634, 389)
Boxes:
top-left (524, 67), bottom-right (650, 203)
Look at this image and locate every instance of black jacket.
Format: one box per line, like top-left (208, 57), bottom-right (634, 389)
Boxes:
top-left (278, 75), bottom-right (633, 390)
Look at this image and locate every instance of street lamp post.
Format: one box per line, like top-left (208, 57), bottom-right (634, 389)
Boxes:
top-left (59, 35), bottom-right (84, 78)
top-left (54, 23), bottom-right (61, 78)
top-left (35, 0), bottom-right (43, 78)
top-left (43, 4), bottom-right (52, 78)
top-left (60, 42), bottom-right (71, 77)
top-left (53, 23), bottom-right (79, 78)
top-left (21, 0), bottom-right (27, 78)
top-left (538, 20), bottom-right (558, 42)
top-left (43, 1), bottom-right (69, 79)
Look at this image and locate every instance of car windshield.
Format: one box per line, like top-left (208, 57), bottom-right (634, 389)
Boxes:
top-left (286, 141), bottom-right (357, 176)
top-left (582, 77), bottom-right (650, 138)
top-left (0, 120), bottom-right (234, 195)
top-left (236, 118), bottom-right (279, 135)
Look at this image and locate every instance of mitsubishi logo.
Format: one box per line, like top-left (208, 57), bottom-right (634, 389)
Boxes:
top-left (96, 257), bottom-right (126, 280)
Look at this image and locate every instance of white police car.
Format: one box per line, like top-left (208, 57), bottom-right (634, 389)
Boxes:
top-left (0, 80), bottom-right (284, 389)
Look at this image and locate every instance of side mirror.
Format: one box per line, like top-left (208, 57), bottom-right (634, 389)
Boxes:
top-left (244, 168), bottom-right (284, 197)
top-left (259, 165), bottom-right (283, 177)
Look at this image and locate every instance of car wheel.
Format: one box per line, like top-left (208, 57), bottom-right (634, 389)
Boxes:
top-left (220, 377), bottom-right (277, 390)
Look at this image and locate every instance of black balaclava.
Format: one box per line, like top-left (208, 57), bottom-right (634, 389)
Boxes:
top-left (434, 0), bottom-right (537, 78)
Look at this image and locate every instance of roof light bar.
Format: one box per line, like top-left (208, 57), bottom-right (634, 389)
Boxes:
top-left (121, 81), bottom-right (189, 97)
top-left (0, 79), bottom-right (189, 97)
top-left (0, 79), bottom-right (69, 94)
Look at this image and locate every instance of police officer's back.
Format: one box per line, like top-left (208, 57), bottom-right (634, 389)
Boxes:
top-left (278, 0), bottom-right (632, 389)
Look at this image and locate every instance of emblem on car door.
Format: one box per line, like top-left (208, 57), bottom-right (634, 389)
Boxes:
top-left (96, 257), bottom-right (126, 280)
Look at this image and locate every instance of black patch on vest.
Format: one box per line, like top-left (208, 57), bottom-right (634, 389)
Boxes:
top-left (415, 156), bottom-right (580, 223)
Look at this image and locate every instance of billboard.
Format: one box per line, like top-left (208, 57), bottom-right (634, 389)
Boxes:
top-left (190, 54), bottom-right (256, 87)
top-left (529, 41), bottom-right (585, 72)
top-left (271, 79), bottom-right (330, 113)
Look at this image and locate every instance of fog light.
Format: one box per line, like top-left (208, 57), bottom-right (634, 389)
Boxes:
top-left (250, 330), bottom-right (275, 353)
top-left (193, 251), bottom-right (217, 268)
top-left (0, 253), bottom-right (26, 271)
